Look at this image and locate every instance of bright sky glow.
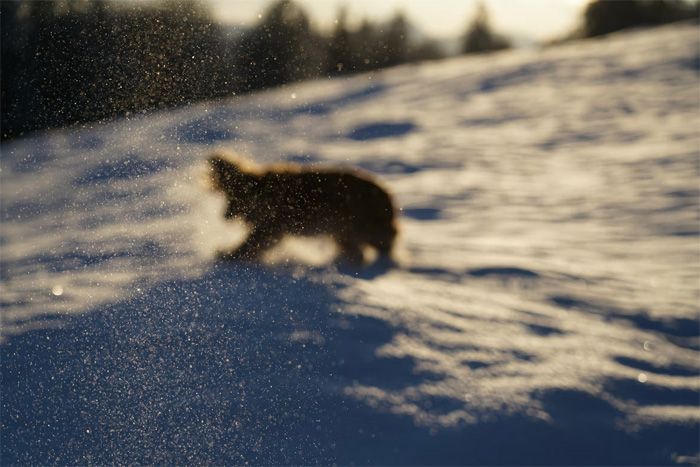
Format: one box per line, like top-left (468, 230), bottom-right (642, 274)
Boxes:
top-left (208, 0), bottom-right (589, 42)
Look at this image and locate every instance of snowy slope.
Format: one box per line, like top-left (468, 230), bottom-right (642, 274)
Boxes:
top-left (2, 23), bottom-right (699, 465)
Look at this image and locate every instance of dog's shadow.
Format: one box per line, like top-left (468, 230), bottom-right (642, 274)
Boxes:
top-left (214, 241), bottom-right (399, 281)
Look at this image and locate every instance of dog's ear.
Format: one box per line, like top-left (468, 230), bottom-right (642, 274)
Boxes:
top-left (209, 155), bottom-right (241, 185)
top-left (209, 155), bottom-right (235, 173)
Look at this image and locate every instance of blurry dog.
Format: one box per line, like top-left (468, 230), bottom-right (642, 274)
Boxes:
top-left (208, 151), bottom-right (399, 265)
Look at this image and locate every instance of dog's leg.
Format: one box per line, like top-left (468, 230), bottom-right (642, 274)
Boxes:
top-left (372, 230), bottom-right (395, 258)
top-left (338, 238), bottom-right (365, 266)
top-left (219, 227), bottom-right (282, 261)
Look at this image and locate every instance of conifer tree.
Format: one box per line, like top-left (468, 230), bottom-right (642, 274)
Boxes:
top-left (462, 2), bottom-right (511, 54)
top-left (328, 7), bottom-right (352, 74)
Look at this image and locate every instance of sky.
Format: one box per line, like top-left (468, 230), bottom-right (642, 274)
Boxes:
top-left (207, 0), bottom-right (590, 42)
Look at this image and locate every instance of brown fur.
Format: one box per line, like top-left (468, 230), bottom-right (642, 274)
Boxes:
top-left (208, 151), bottom-right (399, 265)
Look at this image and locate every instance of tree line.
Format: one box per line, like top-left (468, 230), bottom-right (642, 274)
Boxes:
top-left (580, 0), bottom-right (697, 38)
top-left (1, 0), bottom-right (696, 140)
top-left (1, 0), bottom-right (450, 140)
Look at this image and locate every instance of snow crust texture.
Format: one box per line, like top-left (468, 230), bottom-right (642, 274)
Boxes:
top-left (1, 23), bottom-right (699, 465)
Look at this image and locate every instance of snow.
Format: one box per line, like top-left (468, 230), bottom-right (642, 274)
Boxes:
top-left (2, 23), bottom-right (699, 465)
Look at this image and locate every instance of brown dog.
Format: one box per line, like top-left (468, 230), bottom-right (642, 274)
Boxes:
top-left (208, 151), bottom-right (399, 265)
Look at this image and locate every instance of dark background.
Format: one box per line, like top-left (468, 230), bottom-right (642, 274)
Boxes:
top-left (1, 0), bottom-right (697, 141)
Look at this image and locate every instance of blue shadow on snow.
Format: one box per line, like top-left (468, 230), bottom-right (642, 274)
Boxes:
top-left (348, 122), bottom-right (416, 141)
top-left (75, 153), bottom-right (170, 185)
top-left (169, 117), bottom-right (236, 144)
top-left (2, 263), bottom-right (698, 466)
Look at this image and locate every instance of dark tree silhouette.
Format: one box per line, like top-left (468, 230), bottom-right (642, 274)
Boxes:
top-left (350, 19), bottom-right (381, 71)
top-left (236, 0), bottom-right (326, 90)
top-left (582, 0), bottom-right (699, 38)
top-left (462, 2), bottom-right (511, 54)
top-left (383, 13), bottom-right (410, 67)
top-left (1, 0), bottom-right (451, 140)
top-left (328, 7), bottom-right (352, 74)
top-left (1, 0), bottom-right (231, 139)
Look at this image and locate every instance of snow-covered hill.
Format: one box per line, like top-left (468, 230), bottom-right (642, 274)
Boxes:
top-left (2, 23), bottom-right (699, 465)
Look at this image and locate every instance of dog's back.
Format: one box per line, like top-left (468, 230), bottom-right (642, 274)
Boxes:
top-left (259, 169), bottom-right (397, 253)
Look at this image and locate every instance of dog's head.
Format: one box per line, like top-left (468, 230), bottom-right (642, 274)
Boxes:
top-left (208, 152), bottom-right (259, 219)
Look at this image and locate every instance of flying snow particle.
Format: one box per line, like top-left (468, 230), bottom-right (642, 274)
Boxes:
top-left (52, 285), bottom-right (64, 296)
top-left (638, 373), bottom-right (648, 383)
